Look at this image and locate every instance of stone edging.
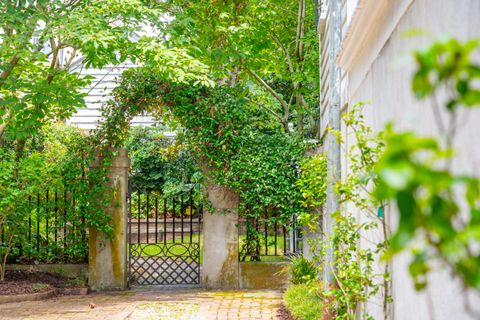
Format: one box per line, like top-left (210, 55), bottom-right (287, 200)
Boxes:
top-left (0, 287), bottom-right (88, 305)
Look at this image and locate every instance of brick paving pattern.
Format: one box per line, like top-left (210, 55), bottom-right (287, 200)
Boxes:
top-left (0, 289), bottom-right (283, 320)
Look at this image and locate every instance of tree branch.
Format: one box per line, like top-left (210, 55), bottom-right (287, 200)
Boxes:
top-left (246, 69), bottom-right (288, 110)
top-left (269, 31), bottom-right (294, 73)
top-left (295, 0), bottom-right (306, 62)
top-left (0, 55), bottom-right (20, 89)
top-left (46, 38), bottom-right (60, 84)
top-left (246, 68), bottom-right (291, 132)
top-left (251, 99), bottom-right (284, 124)
top-left (63, 47), bottom-right (79, 70)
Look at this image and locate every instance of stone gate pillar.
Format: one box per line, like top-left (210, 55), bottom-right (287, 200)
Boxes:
top-left (202, 184), bottom-right (240, 289)
top-left (303, 207), bottom-right (323, 261)
top-left (88, 148), bottom-right (129, 291)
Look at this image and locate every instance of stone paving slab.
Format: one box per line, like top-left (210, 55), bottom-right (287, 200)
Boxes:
top-left (0, 289), bottom-right (283, 320)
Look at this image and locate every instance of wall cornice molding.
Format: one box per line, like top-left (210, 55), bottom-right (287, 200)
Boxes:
top-left (336, 0), bottom-right (393, 72)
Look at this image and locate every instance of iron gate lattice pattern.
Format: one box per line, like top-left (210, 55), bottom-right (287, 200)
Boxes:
top-left (129, 243), bottom-right (200, 285)
top-left (128, 184), bottom-right (202, 286)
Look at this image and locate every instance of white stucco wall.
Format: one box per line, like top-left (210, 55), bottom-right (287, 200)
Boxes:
top-left (342, 0), bottom-right (480, 319)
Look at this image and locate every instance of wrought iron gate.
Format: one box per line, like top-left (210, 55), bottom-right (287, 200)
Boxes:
top-left (127, 183), bottom-right (202, 286)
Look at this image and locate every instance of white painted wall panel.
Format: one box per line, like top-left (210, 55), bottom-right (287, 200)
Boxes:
top-left (344, 0), bottom-right (480, 319)
top-left (67, 62), bottom-right (157, 129)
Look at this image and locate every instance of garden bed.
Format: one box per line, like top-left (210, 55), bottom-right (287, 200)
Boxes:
top-left (277, 304), bottom-right (295, 320)
top-left (0, 270), bottom-right (87, 303)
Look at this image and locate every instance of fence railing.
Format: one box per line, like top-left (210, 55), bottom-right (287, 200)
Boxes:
top-left (127, 183), bottom-right (203, 245)
top-left (238, 214), bottom-right (303, 261)
top-left (1, 188), bottom-right (88, 264)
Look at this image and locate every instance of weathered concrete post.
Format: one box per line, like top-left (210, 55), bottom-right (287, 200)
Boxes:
top-left (202, 184), bottom-right (240, 289)
top-left (88, 148), bottom-right (129, 291)
top-left (303, 146), bottom-right (324, 261)
top-left (302, 211), bottom-right (322, 261)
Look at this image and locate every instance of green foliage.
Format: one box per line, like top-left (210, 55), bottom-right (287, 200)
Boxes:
top-left (95, 68), bottom-right (308, 258)
top-left (412, 37), bottom-right (480, 109)
top-left (374, 37), bottom-right (480, 292)
top-left (374, 126), bottom-right (480, 289)
top-left (327, 106), bottom-right (388, 320)
top-left (228, 130), bottom-right (304, 223)
top-left (0, 0), bottom-right (211, 145)
top-left (0, 124), bottom-right (113, 280)
top-left (338, 104), bottom-right (385, 212)
top-left (99, 69), bottom-right (306, 223)
top-left (296, 154), bottom-right (327, 229)
top-left (125, 126), bottom-right (202, 194)
top-left (230, 130), bottom-right (304, 261)
top-left (301, 105), bottom-right (389, 319)
top-left (287, 254), bottom-right (318, 285)
top-left (0, 148), bottom-right (50, 273)
top-left (0, 0), bottom-right (213, 281)
top-left (322, 213), bottom-right (380, 320)
top-left (125, 127), bottom-right (202, 220)
top-left (284, 283), bottom-right (323, 320)
top-left (42, 124), bottom-right (113, 236)
top-left (163, 0), bottom-right (321, 137)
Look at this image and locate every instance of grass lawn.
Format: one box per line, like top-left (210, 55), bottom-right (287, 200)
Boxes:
top-left (284, 283), bottom-right (323, 320)
top-left (130, 234), bottom-right (204, 262)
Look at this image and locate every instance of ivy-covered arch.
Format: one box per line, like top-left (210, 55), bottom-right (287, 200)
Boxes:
top-left (96, 68), bottom-right (306, 261)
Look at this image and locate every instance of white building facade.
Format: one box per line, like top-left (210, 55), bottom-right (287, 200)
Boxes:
top-left (66, 61), bottom-right (157, 130)
top-left (326, 0), bottom-right (480, 319)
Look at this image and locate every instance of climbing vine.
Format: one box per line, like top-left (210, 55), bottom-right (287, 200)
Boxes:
top-left (296, 153), bottom-right (327, 230)
top-left (96, 68), bottom-right (307, 250)
top-left (318, 104), bottom-right (390, 320)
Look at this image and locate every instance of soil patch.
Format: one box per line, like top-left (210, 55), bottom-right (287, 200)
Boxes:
top-left (0, 270), bottom-right (85, 296)
top-left (277, 304), bottom-right (294, 320)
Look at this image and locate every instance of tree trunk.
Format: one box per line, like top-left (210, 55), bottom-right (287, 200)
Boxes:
top-left (0, 234), bottom-right (14, 282)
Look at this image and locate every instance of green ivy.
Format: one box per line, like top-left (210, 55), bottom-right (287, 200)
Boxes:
top-left (296, 154), bottom-right (327, 229)
top-left (95, 68), bottom-right (309, 256)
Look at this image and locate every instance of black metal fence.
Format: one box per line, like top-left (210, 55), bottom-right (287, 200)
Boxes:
top-left (127, 183), bottom-right (203, 285)
top-left (239, 214), bottom-right (303, 261)
top-left (0, 188), bottom-right (88, 264)
top-left (128, 185), bottom-right (203, 245)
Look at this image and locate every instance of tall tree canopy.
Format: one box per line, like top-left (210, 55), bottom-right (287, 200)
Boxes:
top-left (0, 0), bottom-right (211, 152)
top-left (162, 0), bottom-right (320, 138)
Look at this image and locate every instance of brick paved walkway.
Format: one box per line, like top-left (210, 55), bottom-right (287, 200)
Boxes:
top-left (0, 289), bottom-right (283, 320)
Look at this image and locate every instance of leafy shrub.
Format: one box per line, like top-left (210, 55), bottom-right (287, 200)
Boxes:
top-left (296, 154), bottom-right (327, 229)
top-left (284, 283), bottom-right (323, 320)
top-left (0, 123), bottom-right (113, 279)
top-left (227, 129), bottom-right (305, 223)
top-left (297, 154), bottom-right (327, 210)
top-left (125, 126), bottom-right (202, 194)
top-left (288, 254), bottom-right (318, 285)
